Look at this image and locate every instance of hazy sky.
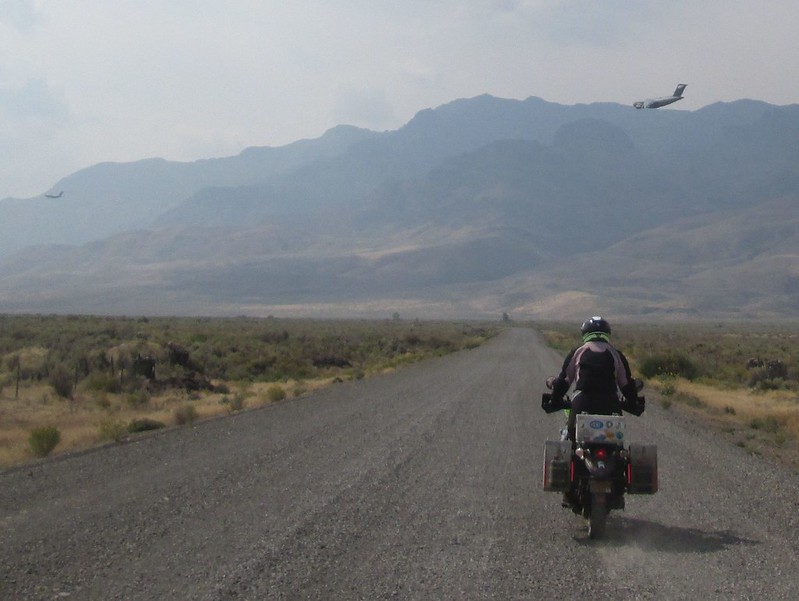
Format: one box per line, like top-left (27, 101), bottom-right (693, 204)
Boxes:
top-left (1, 0), bottom-right (797, 199)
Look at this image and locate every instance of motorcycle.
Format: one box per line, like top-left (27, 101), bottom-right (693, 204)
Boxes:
top-left (541, 379), bottom-right (657, 539)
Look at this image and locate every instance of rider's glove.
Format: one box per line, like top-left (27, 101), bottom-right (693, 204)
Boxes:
top-left (542, 393), bottom-right (567, 414)
top-left (623, 395), bottom-right (646, 416)
top-left (621, 381), bottom-right (638, 404)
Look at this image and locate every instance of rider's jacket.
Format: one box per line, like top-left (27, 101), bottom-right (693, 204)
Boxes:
top-left (553, 338), bottom-right (635, 401)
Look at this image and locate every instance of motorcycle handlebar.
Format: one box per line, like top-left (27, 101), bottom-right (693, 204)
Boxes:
top-left (540, 392), bottom-right (646, 416)
top-left (622, 395), bottom-right (646, 416)
top-left (541, 392), bottom-right (570, 414)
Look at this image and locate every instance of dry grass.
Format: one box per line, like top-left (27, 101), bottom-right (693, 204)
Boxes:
top-left (652, 377), bottom-right (799, 467)
top-left (656, 378), bottom-right (799, 434)
top-left (0, 378), bottom-right (333, 468)
top-left (684, 381), bottom-right (797, 422)
top-left (0, 315), bottom-right (496, 468)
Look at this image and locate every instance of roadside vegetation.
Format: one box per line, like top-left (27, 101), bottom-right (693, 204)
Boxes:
top-left (539, 321), bottom-right (799, 467)
top-left (0, 315), bottom-right (496, 467)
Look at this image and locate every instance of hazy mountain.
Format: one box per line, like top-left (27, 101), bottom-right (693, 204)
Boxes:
top-left (0, 125), bottom-right (377, 256)
top-left (0, 94), bottom-right (797, 319)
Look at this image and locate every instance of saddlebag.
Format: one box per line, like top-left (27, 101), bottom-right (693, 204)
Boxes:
top-left (543, 440), bottom-right (572, 492)
top-left (627, 443), bottom-right (658, 494)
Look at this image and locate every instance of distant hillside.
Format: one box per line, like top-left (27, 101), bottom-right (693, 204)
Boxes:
top-left (0, 94), bottom-right (797, 319)
top-left (491, 195), bottom-right (799, 319)
top-left (0, 125), bottom-right (377, 256)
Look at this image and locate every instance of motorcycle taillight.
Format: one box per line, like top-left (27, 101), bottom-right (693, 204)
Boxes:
top-left (594, 447), bottom-right (608, 461)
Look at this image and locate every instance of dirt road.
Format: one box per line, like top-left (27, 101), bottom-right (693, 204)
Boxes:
top-left (2, 328), bottom-right (798, 600)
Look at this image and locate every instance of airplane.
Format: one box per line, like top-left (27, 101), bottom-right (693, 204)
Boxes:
top-left (633, 84), bottom-right (687, 109)
top-left (44, 191), bottom-right (64, 198)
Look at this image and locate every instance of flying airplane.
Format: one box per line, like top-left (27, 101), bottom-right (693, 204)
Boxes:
top-left (44, 191), bottom-right (64, 198)
top-left (633, 84), bottom-right (687, 109)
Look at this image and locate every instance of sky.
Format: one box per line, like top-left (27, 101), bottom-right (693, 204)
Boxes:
top-left (1, 0), bottom-right (797, 200)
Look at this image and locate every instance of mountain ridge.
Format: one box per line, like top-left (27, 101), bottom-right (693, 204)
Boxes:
top-left (0, 94), bottom-right (797, 319)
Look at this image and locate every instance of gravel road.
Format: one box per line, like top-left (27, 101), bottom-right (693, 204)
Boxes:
top-left (2, 327), bottom-right (798, 600)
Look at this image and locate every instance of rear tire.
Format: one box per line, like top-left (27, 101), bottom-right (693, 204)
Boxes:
top-left (588, 493), bottom-right (607, 539)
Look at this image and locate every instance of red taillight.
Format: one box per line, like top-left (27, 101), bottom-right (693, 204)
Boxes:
top-left (594, 448), bottom-right (608, 461)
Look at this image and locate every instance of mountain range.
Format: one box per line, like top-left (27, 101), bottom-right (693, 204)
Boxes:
top-left (1, 94), bottom-right (797, 320)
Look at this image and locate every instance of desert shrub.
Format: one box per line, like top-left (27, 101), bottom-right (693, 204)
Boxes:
top-left (0, 315), bottom-right (498, 473)
top-left (223, 393), bottom-right (246, 412)
top-left (675, 392), bottom-right (703, 407)
top-left (97, 419), bottom-right (128, 442)
top-left (403, 332), bottom-right (421, 346)
top-left (750, 415), bottom-right (781, 433)
top-left (659, 375), bottom-right (677, 396)
top-left (754, 377), bottom-right (790, 391)
top-left (426, 336), bottom-right (455, 354)
top-left (125, 389), bottom-right (151, 408)
top-left (49, 363), bottom-right (74, 399)
top-left (29, 425), bottom-right (61, 457)
top-left (128, 418), bottom-right (166, 433)
top-left (639, 353), bottom-right (698, 380)
top-left (265, 385), bottom-right (286, 402)
top-left (312, 354), bottom-right (352, 369)
top-left (539, 328), bottom-right (575, 353)
top-left (173, 404), bottom-right (198, 425)
top-left (247, 356), bottom-right (278, 378)
top-left (82, 371), bottom-right (122, 394)
top-left (273, 355), bottom-right (312, 381)
top-left (120, 375), bottom-right (148, 394)
top-left (748, 368), bottom-right (793, 391)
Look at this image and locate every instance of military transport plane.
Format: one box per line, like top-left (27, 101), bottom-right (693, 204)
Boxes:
top-left (633, 84), bottom-right (687, 109)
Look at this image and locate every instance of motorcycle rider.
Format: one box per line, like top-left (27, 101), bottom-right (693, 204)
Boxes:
top-left (549, 316), bottom-right (642, 442)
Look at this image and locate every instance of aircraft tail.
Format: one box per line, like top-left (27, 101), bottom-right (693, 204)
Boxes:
top-left (673, 84), bottom-right (687, 97)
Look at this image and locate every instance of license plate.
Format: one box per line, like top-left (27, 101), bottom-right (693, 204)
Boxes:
top-left (590, 480), bottom-right (612, 493)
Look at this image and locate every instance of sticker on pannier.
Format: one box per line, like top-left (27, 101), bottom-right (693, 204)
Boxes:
top-left (575, 414), bottom-right (626, 445)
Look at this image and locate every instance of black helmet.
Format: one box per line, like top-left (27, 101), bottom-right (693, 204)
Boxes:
top-left (580, 316), bottom-right (611, 341)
